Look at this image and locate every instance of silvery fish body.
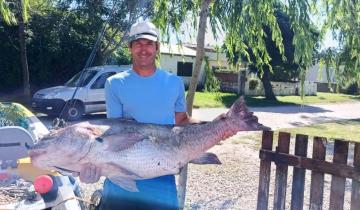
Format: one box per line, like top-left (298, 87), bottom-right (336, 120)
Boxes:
top-left (29, 97), bottom-right (267, 191)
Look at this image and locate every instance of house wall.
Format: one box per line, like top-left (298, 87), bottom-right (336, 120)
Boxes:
top-left (159, 52), bottom-right (230, 87)
top-left (306, 63), bottom-right (337, 83)
top-left (246, 80), bottom-right (317, 96)
top-left (159, 54), bottom-right (205, 86)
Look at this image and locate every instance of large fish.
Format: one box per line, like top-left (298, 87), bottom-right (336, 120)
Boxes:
top-left (29, 97), bottom-right (268, 191)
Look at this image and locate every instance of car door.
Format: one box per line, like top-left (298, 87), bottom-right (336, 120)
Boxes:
top-left (85, 71), bottom-right (117, 113)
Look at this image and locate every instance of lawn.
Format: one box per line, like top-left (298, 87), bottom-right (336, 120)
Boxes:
top-left (232, 119), bottom-right (360, 144)
top-left (279, 119), bottom-right (360, 142)
top-left (190, 92), bottom-right (360, 108)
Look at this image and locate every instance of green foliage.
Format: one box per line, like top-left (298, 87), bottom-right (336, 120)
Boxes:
top-left (0, 0), bottom-right (16, 24)
top-left (0, 0), bottom-right (136, 91)
top-left (318, 47), bottom-right (337, 92)
top-left (320, 0), bottom-right (360, 86)
top-left (204, 57), bottom-right (220, 92)
top-left (0, 102), bottom-right (30, 128)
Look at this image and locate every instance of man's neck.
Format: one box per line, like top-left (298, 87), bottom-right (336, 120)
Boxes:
top-left (133, 66), bottom-right (156, 77)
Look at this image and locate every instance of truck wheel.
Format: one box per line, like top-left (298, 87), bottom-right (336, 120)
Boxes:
top-left (64, 102), bottom-right (84, 121)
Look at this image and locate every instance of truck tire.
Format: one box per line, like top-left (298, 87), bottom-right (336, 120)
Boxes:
top-left (63, 102), bottom-right (84, 121)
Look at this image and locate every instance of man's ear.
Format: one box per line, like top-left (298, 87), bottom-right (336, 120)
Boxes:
top-left (156, 42), bottom-right (160, 51)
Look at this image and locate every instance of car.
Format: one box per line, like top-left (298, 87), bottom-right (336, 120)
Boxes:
top-left (32, 65), bottom-right (130, 121)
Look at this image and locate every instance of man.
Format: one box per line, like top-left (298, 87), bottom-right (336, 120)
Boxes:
top-left (79, 21), bottom-right (199, 210)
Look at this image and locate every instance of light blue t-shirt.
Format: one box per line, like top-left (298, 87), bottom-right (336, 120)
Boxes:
top-left (105, 68), bottom-right (186, 125)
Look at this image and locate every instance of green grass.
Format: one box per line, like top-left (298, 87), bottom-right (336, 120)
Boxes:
top-left (189, 92), bottom-right (360, 108)
top-left (279, 119), bottom-right (360, 142)
top-left (232, 119), bottom-right (360, 144)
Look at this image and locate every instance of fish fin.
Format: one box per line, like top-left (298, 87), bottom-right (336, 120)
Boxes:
top-left (109, 176), bottom-right (138, 192)
top-left (107, 162), bottom-right (141, 179)
top-left (103, 133), bottom-right (145, 152)
top-left (189, 152), bottom-right (222, 165)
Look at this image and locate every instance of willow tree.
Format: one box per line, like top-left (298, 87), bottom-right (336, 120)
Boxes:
top-left (319, 0), bottom-right (360, 90)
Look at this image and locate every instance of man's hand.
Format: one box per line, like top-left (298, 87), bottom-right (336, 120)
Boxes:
top-left (78, 163), bottom-right (101, 184)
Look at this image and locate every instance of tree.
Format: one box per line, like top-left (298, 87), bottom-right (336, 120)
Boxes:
top-left (320, 0), bottom-right (360, 87)
top-left (0, 0), bottom-right (31, 101)
top-left (230, 8), bottom-right (319, 100)
top-left (59, 0), bottom-right (153, 65)
top-left (318, 47), bottom-right (338, 92)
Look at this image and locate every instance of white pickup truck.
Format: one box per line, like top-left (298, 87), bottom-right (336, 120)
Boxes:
top-left (32, 65), bottom-right (130, 121)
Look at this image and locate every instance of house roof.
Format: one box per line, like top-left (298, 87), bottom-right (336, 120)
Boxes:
top-left (160, 43), bottom-right (197, 57)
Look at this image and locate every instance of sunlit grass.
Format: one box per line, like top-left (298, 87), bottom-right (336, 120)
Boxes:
top-left (189, 92), bottom-right (360, 108)
top-left (232, 119), bottom-right (360, 144)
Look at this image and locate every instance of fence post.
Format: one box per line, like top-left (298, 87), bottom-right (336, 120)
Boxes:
top-left (309, 137), bottom-right (326, 210)
top-left (257, 130), bottom-right (274, 210)
top-left (351, 143), bottom-right (360, 210)
top-left (329, 140), bottom-right (349, 210)
top-left (273, 132), bottom-right (291, 210)
top-left (290, 134), bottom-right (308, 210)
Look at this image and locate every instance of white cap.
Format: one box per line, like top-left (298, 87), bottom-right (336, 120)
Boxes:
top-left (128, 21), bottom-right (159, 43)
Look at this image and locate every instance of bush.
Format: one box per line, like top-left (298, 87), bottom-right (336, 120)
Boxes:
top-left (204, 57), bottom-right (220, 92)
top-left (345, 82), bottom-right (359, 95)
top-left (248, 78), bottom-right (259, 90)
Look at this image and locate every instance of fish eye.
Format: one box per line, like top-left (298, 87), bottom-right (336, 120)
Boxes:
top-left (95, 137), bottom-right (103, 143)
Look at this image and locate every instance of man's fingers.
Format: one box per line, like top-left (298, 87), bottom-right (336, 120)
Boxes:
top-left (94, 166), bottom-right (101, 182)
top-left (78, 164), bottom-right (101, 183)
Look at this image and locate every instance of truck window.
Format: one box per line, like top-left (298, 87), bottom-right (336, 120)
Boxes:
top-left (65, 70), bottom-right (97, 87)
top-left (91, 72), bottom-right (116, 89)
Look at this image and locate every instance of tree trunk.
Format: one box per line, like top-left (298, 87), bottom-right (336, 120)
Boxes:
top-left (259, 69), bottom-right (277, 101)
top-left (18, 1), bottom-right (30, 102)
top-left (178, 0), bottom-right (212, 209)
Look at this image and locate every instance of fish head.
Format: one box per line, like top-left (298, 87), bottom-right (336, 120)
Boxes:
top-left (29, 126), bottom-right (94, 170)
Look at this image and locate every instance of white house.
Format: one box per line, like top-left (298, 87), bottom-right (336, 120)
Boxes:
top-left (159, 43), bottom-right (231, 86)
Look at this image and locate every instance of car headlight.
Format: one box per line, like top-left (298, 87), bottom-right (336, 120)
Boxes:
top-left (33, 93), bottom-right (45, 99)
top-left (33, 93), bottom-right (60, 99)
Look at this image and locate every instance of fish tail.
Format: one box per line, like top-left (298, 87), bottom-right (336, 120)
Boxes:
top-left (225, 96), bottom-right (270, 131)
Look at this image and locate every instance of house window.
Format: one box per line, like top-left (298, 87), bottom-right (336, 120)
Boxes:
top-left (177, 62), bottom-right (193, 76)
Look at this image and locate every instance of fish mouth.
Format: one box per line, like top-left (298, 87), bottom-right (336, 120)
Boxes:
top-left (28, 150), bottom-right (47, 158)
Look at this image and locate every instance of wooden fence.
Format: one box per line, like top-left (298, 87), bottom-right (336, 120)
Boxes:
top-left (257, 131), bottom-right (360, 210)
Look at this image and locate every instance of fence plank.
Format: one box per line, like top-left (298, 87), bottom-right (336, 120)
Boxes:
top-left (351, 143), bottom-right (360, 210)
top-left (258, 150), bottom-right (360, 180)
top-left (329, 140), bottom-right (349, 210)
top-left (273, 132), bottom-right (291, 210)
top-left (257, 130), bottom-right (274, 210)
top-left (309, 137), bottom-right (326, 210)
top-left (290, 134), bottom-right (308, 210)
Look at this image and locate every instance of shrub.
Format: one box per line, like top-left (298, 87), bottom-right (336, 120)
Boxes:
top-left (249, 78), bottom-right (259, 90)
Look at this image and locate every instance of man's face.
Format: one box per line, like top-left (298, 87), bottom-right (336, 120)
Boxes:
top-left (129, 38), bottom-right (158, 70)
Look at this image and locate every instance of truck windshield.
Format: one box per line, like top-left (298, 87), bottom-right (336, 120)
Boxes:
top-left (64, 70), bottom-right (97, 87)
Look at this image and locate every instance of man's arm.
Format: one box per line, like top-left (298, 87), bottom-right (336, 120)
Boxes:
top-left (175, 112), bottom-right (203, 125)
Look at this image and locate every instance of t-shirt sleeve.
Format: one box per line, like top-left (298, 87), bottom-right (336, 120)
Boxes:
top-left (175, 78), bottom-right (187, 113)
top-left (105, 79), bottom-right (123, 118)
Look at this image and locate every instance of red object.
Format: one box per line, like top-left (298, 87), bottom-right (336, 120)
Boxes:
top-left (0, 172), bottom-right (10, 181)
top-left (34, 175), bottom-right (54, 194)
